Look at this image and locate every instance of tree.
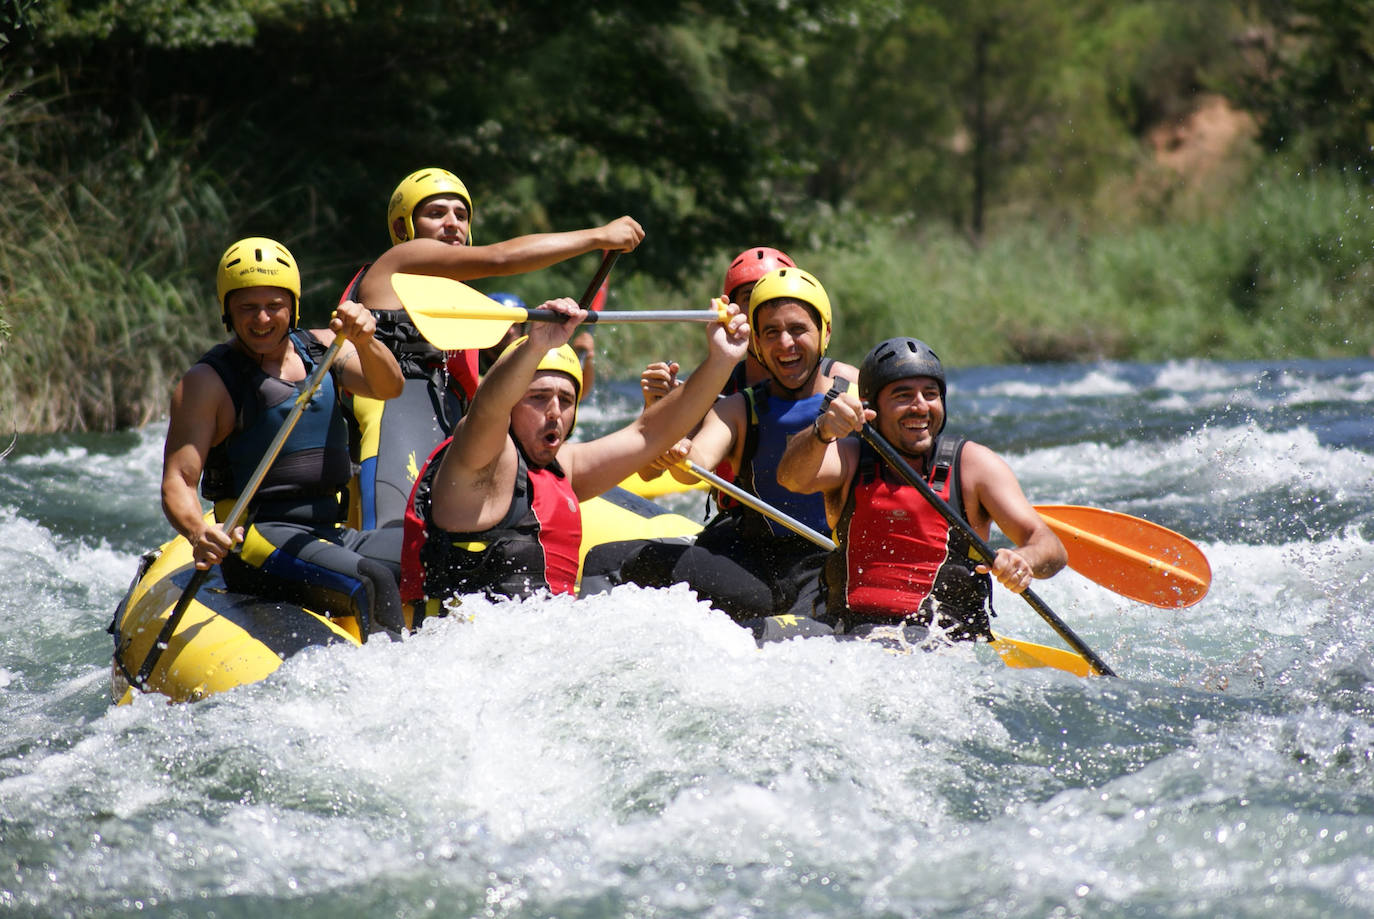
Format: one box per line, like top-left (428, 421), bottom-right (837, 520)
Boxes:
top-left (1233, 0), bottom-right (1374, 170)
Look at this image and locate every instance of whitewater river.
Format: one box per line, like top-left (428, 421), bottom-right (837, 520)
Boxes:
top-left (2, 357), bottom-right (1372, 918)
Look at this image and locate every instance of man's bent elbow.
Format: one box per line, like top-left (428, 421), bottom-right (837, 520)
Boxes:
top-left (1038, 534), bottom-right (1069, 578)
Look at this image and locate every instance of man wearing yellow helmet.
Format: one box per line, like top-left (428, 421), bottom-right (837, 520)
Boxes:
top-left (400, 297), bottom-right (751, 607)
top-left (161, 238), bottom-right (408, 636)
top-left (636, 245), bottom-right (798, 406)
top-left (618, 267), bottom-right (859, 630)
top-left (340, 166), bottom-right (644, 532)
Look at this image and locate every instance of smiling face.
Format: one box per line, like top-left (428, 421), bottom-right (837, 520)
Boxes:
top-left (752, 300), bottom-right (823, 395)
top-left (409, 194), bottom-right (470, 245)
top-left (509, 371), bottom-right (579, 467)
top-left (874, 375), bottom-right (945, 459)
top-left (225, 285), bottom-right (294, 356)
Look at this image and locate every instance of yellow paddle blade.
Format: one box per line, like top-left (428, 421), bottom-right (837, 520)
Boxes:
top-left (1035, 504), bottom-right (1211, 609)
top-left (391, 273), bottom-right (529, 349)
top-left (990, 633), bottom-right (1099, 677)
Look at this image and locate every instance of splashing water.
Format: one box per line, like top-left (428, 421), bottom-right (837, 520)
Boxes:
top-left (2, 358), bottom-right (1372, 918)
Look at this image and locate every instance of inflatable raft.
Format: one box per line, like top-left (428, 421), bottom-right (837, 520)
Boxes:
top-left (110, 487), bottom-right (701, 704)
top-left (111, 486), bottom-right (1096, 704)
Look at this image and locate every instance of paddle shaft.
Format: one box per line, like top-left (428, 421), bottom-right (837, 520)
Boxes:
top-left (681, 460), bottom-right (836, 550)
top-left (858, 423), bottom-right (1118, 678)
top-left (526, 307), bottom-right (720, 326)
top-left (133, 335), bottom-right (348, 689)
top-left (579, 250), bottom-right (618, 309)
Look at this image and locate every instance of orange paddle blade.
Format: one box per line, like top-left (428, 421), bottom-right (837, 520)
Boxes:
top-left (1034, 504), bottom-right (1211, 608)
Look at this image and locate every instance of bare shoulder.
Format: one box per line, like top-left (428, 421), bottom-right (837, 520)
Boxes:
top-left (957, 439), bottom-right (1039, 528)
top-left (714, 391), bottom-right (748, 427)
top-left (167, 362), bottom-right (235, 449)
top-left (956, 440), bottom-right (1014, 481)
top-left (705, 391), bottom-right (749, 450)
top-left (357, 241), bottom-right (419, 306)
top-left (176, 361), bottom-right (231, 407)
top-left (826, 360), bottom-right (861, 386)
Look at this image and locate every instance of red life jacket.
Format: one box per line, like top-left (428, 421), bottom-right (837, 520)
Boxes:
top-left (401, 436), bottom-right (582, 605)
top-left (825, 437), bottom-right (992, 638)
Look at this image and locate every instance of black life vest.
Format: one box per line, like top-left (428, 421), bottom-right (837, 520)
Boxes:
top-left (402, 438), bottom-right (583, 603)
top-left (198, 330), bottom-right (351, 519)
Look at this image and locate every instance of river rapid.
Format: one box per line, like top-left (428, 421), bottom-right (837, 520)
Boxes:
top-left (1, 357), bottom-right (1372, 918)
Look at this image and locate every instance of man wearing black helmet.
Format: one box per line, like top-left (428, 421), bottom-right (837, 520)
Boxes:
top-left (777, 337), bottom-right (1066, 641)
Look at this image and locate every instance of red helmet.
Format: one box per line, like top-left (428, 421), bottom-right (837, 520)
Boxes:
top-left (723, 246), bottom-right (795, 302)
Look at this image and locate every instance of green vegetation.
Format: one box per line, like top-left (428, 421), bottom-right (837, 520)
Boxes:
top-left (1, 0), bottom-right (1370, 431)
top-left (0, 86), bottom-right (229, 431)
top-left (592, 168), bottom-right (1374, 376)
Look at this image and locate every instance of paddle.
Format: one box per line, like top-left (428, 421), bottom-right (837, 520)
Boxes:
top-left (676, 459), bottom-right (1101, 676)
top-left (680, 459), bottom-right (836, 550)
top-left (630, 466), bottom-right (1207, 607)
top-left (392, 272), bottom-right (731, 349)
top-left (579, 249), bottom-right (618, 311)
top-left (1034, 504), bottom-right (1210, 608)
top-left (652, 458), bottom-right (1205, 610)
top-left (131, 334), bottom-right (348, 691)
top-left (855, 422), bottom-right (1117, 677)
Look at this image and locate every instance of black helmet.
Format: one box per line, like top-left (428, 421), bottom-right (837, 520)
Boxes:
top-left (859, 338), bottom-right (947, 432)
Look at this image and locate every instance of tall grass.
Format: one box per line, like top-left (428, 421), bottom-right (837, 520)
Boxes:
top-left (590, 169), bottom-right (1374, 377)
top-left (0, 84), bottom-right (230, 432)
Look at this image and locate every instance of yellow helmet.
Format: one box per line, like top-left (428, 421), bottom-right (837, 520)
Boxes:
top-left (387, 167), bottom-right (474, 246)
top-left (500, 336), bottom-right (584, 434)
top-left (747, 266), bottom-right (833, 359)
top-left (215, 237), bottom-right (301, 330)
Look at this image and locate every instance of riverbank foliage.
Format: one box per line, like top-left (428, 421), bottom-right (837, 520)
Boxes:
top-left (595, 168), bottom-right (1374, 374)
top-left (1, 0), bottom-right (1370, 431)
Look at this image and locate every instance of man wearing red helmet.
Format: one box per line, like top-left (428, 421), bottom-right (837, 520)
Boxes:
top-left (617, 267), bottom-right (859, 629)
top-left (637, 245), bottom-right (797, 407)
top-left (340, 167), bottom-right (644, 532)
top-left (777, 337), bottom-right (1065, 641)
top-left (720, 246), bottom-right (797, 395)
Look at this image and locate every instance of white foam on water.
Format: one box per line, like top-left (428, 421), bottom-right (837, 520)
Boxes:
top-left (1012, 422), bottom-right (1374, 507)
top-left (1280, 368), bottom-right (1374, 406)
top-left (4, 583), bottom-right (1075, 912)
top-left (1150, 359), bottom-right (1259, 393)
top-left (3, 362), bottom-right (1372, 916)
top-left (0, 508), bottom-right (150, 634)
top-left (976, 366), bottom-right (1138, 399)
